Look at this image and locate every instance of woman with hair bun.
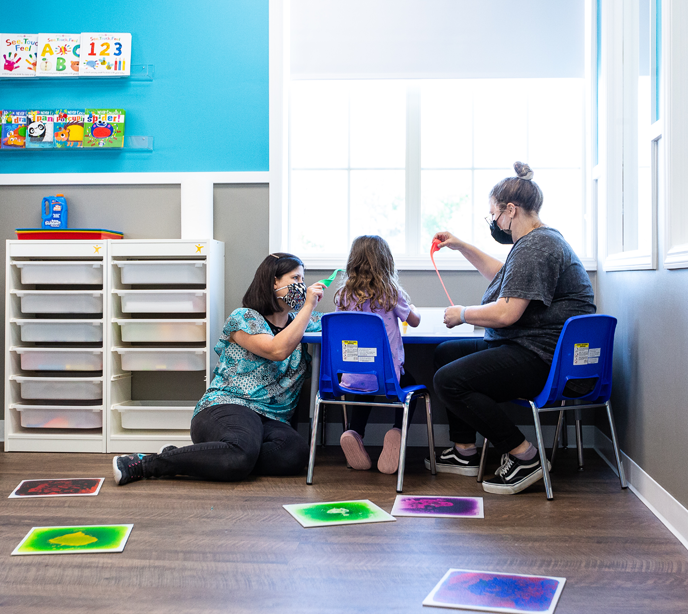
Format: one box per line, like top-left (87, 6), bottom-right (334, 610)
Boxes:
top-left (430, 162), bottom-right (595, 495)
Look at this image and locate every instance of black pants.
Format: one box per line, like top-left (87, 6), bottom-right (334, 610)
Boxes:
top-left (348, 371), bottom-right (419, 438)
top-left (141, 404), bottom-right (309, 482)
top-left (433, 339), bottom-right (550, 454)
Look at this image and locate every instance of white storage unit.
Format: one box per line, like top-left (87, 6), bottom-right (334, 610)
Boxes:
top-left (5, 240), bottom-right (108, 453)
top-left (108, 240), bottom-right (224, 453)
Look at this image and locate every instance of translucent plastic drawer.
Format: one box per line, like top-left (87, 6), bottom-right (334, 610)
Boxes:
top-left (115, 348), bottom-right (206, 371)
top-left (13, 290), bottom-right (103, 314)
top-left (13, 319), bottom-right (103, 343)
top-left (114, 319), bottom-right (206, 343)
top-left (12, 261), bottom-right (103, 285)
top-left (115, 401), bottom-right (195, 430)
top-left (116, 260), bottom-right (206, 285)
top-left (13, 347), bottom-right (104, 371)
top-left (11, 375), bottom-right (103, 400)
top-left (115, 290), bottom-right (206, 313)
top-left (12, 404), bottom-right (103, 429)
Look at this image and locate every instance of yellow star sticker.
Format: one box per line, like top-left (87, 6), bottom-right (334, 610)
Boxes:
top-left (93, 245), bottom-right (102, 254)
top-left (195, 244), bottom-right (204, 253)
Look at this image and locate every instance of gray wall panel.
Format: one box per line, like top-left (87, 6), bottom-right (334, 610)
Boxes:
top-left (597, 265), bottom-right (688, 509)
top-left (0, 184), bottom-right (181, 413)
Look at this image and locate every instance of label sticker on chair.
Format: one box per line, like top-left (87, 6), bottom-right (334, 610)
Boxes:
top-left (358, 348), bottom-right (377, 362)
top-left (573, 343), bottom-right (589, 365)
top-left (342, 340), bottom-right (359, 361)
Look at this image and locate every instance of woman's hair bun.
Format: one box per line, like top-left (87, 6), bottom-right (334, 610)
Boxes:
top-left (514, 161), bottom-right (534, 180)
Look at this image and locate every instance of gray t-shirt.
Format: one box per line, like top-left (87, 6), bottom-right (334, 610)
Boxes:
top-left (482, 227), bottom-right (596, 364)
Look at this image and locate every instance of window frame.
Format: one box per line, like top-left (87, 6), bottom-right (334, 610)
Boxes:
top-left (598, 0), bottom-right (662, 272)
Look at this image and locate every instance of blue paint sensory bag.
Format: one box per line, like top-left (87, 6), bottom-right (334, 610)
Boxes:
top-left (41, 194), bottom-right (68, 229)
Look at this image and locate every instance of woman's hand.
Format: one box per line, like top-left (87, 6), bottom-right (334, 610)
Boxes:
top-left (443, 305), bottom-right (465, 329)
top-left (433, 231), bottom-right (464, 251)
top-left (305, 282), bottom-right (325, 309)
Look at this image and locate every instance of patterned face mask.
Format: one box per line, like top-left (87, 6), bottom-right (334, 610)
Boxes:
top-left (276, 282), bottom-right (307, 309)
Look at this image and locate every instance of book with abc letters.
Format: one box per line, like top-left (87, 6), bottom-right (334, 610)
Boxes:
top-left (36, 34), bottom-right (81, 76)
top-left (83, 109), bottom-right (125, 148)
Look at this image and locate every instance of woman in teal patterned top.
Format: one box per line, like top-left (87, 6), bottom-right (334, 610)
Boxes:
top-left (113, 253), bottom-right (325, 485)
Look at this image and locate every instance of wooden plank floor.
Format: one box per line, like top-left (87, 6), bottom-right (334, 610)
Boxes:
top-left (1, 444), bottom-right (687, 614)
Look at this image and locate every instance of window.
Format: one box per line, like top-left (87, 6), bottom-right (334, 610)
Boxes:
top-left (598, 0), bottom-right (661, 270)
top-left (289, 78), bottom-right (589, 269)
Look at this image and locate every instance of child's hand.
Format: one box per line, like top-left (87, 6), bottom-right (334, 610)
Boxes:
top-left (406, 304), bottom-right (421, 327)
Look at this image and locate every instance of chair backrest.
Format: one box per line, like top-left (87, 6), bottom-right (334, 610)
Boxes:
top-left (532, 314), bottom-right (617, 408)
top-left (319, 311), bottom-right (405, 401)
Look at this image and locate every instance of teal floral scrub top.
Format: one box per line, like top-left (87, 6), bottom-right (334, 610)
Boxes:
top-left (194, 308), bottom-right (323, 423)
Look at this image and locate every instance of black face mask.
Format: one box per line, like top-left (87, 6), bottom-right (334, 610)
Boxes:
top-left (487, 213), bottom-right (514, 245)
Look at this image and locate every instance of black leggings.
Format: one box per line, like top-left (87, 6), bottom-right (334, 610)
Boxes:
top-left (141, 404), bottom-right (309, 482)
top-left (433, 339), bottom-right (550, 454)
top-left (348, 371), bottom-right (419, 438)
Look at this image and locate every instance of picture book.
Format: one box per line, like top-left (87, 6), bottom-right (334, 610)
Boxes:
top-left (391, 495), bottom-right (484, 519)
top-left (422, 569), bottom-right (566, 614)
top-left (80, 33), bottom-right (131, 76)
top-left (37, 33), bottom-right (81, 76)
top-left (1, 110), bottom-right (27, 149)
top-left (12, 524), bottom-right (133, 556)
top-left (26, 110), bottom-right (55, 148)
top-left (9, 478), bottom-right (104, 498)
top-left (54, 109), bottom-right (85, 148)
top-left (283, 499), bottom-right (396, 528)
top-left (83, 109), bottom-right (125, 148)
top-left (1, 34), bottom-right (38, 77)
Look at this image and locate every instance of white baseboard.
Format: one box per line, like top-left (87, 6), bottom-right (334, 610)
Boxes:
top-left (594, 428), bottom-right (688, 552)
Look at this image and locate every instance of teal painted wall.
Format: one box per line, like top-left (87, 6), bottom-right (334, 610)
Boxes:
top-left (0, 0), bottom-right (269, 173)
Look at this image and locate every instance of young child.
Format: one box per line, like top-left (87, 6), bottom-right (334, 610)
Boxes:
top-left (334, 235), bottom-right (421, 474)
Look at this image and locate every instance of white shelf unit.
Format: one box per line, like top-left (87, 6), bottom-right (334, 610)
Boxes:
top-left (4, 240), bottom-right (108, 452)
top-left (107, 240), bottom-right (225, 453)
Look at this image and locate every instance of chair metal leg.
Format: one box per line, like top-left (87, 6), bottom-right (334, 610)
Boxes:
top-left (341, 402), bottom-right (349, 433)
top-left (396, 395), bottom-right (412, 493)
top-left (424, 393), bottom-right (437, 476)
top-left (561, 411), bottom-right (568, 449)
top-left (477, 438), bottom-right (489, 483)
top-left (606, 401), bottom-right (628, 489)
top-left (307, 394), bottom-right (322, 485)
top-left (550, 407), bottom-right (565, 470)
top-left (531, 402), bottom-right (554, 500)
top-left (320, 405), bottom-right (327, 447)
top-left (574, 408), bottom-right (584, 471)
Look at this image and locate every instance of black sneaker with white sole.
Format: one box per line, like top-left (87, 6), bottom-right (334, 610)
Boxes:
top-left (424, 447), bottom-right (480, 476)
top-left (482, 452), bottom-right (548, 495)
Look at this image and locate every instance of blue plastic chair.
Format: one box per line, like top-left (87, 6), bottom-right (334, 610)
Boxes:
top-left (477, 314), bottom-right (628, 500)
top-left (306, 311), bottom-right (437, 492)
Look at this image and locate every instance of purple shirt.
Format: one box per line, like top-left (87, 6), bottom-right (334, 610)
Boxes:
top-left (336, 294), bottom-right (411, 392)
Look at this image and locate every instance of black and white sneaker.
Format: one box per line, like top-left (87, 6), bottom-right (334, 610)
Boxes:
top-left (482, 452), bottom-right (548, 495)
top-left (112, 453), bottom-right (147, 486)
top-left (158, 444), bottom-right (177, 455)
top-left (424, 447), bottom-right (480, 476)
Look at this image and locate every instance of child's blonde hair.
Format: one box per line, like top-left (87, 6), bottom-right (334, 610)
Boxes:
top-left (335, 235), bottom-right (409, 312)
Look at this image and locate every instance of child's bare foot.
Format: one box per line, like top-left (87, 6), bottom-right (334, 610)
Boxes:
top-left (377, 427), bottom-right (402, 474)
top-left (340, 430), bottom-right (371, 470)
